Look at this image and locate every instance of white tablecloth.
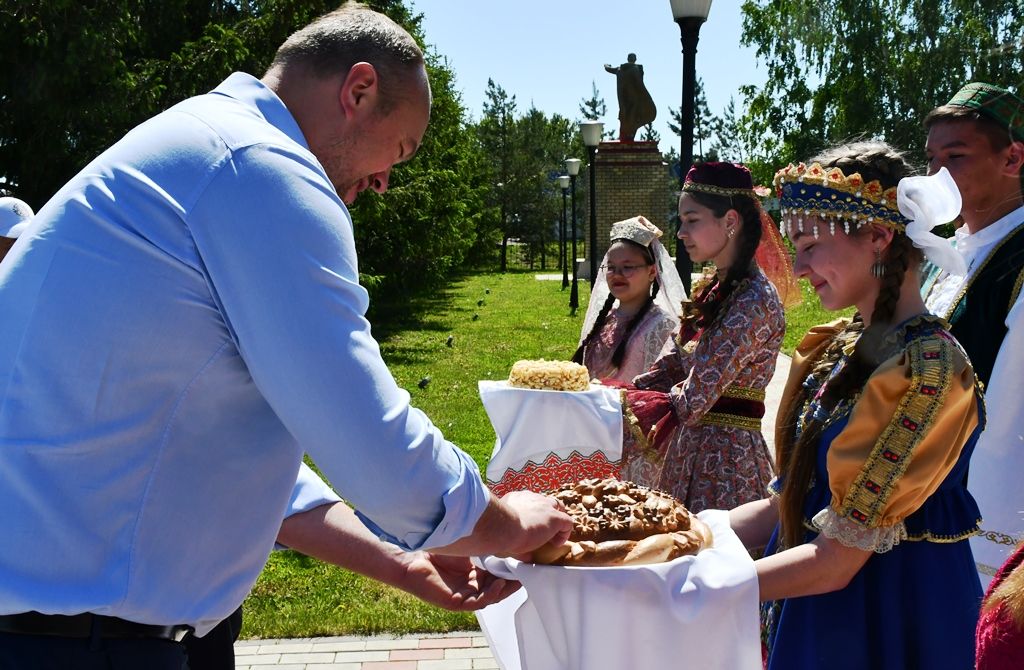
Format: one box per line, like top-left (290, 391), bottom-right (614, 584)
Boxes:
top-left (479, 380), bottom-right (623, 495)
top-left (475, 510), bottom-right (761, 670)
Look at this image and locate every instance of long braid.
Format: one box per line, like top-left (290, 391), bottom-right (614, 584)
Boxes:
top-left (610, 279), bottom-right (660, 368)
top-left (777, 141), bottom-right (920, 549)
top-left (571, 293), bottom-right (616, 364)
top-left (678, 192), bottom-right (763, 333)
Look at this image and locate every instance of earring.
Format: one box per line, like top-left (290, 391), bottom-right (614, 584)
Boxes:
top-left (727, 228), bottom-right (735, 239)
top-left (871, 248), bottom-right (886, 278)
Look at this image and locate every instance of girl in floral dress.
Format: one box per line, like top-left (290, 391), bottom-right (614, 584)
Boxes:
top-left (574, 216), bottom-right (686, 382)
top-left (730, 141), bottom-right (984, 669)
top-left (620, 162), bottom-right (798, 513)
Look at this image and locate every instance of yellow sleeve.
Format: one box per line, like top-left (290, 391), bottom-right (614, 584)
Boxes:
top-left (826, 333), bottom-right (979, 531)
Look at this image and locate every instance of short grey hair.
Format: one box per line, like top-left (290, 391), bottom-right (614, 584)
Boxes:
top-left (269, 2), bottom-right (425, 113)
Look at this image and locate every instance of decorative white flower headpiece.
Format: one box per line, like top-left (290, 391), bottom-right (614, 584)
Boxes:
top-left (896, 168), bottom-right (967, 276)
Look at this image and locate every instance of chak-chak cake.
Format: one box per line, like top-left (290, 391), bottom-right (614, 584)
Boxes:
top-left (507, 359), bottom-right (591, 391)
top-left (532, 478), bottom-right (713, 567)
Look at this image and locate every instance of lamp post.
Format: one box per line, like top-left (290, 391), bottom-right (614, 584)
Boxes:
top-left (565, 158), bottom-right (582, 312)
top-left (580, 121), bottom-right (604, 287)
top-left (558, 175), bottom-right (571, 290)
top-left (670, 0), bottom-right (712, 294)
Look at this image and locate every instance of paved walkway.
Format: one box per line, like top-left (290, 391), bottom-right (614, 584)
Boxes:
top-left (234, 632), bottom-right (495, 669)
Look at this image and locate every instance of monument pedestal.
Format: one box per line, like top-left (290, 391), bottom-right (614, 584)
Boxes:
top-left (584, 141), bottom-right (671, 272)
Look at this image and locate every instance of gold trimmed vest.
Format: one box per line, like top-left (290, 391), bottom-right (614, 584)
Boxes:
top-left (926, 223), bottom-right (1024, 387)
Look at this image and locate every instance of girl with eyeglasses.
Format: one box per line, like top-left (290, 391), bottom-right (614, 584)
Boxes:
top-left (573, 216), bottom-right (686, 382)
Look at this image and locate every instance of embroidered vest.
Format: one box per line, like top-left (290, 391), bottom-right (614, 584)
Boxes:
top-left (932, 223), bottom-right (1024, 387)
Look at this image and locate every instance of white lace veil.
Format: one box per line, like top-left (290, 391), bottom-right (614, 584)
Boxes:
top-left (578, 216), bottom-right (688, 346)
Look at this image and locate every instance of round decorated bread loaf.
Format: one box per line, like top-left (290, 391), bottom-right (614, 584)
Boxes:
top-left (531, 478), bottom-right (713, 567)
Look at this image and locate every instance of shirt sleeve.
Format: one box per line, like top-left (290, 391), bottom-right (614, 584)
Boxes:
top-left (972, 281), bottom-right (1024, 463)
top-left (186, 144), bottom-right (489, 551)
top-left (287, 462), bottom-right (343, 518)
top-left (816, 333), bottom-right (980, 552)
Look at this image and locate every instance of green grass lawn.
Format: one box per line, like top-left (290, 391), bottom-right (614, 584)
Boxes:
top-left (241, 270), bottom-right (840, 639)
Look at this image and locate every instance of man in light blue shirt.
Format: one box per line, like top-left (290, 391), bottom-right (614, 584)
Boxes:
top-left (0, 5), bottom-right (569, 666)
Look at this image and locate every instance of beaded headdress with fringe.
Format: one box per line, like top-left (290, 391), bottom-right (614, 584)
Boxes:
top-left (773, 162), bottom-right (910, 239)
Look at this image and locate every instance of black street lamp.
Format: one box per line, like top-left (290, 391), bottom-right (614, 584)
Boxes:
top-left (580, 121), bottom-right (604, 287)
top-left (565, 158), bottom-right (582, 312)
top-left (670, 0), bottom-right (712, 295)
top-left (558, 175), bottom-right (571, 290)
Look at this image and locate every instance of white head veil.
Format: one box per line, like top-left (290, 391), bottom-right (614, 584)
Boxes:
top-left (578, 216), bottom-right (688, 346)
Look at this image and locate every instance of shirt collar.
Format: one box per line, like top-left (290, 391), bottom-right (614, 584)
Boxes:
top-left (210, 72), bottom-right (310, 151)
top-left (953, 203), bottom-right (1024, 252)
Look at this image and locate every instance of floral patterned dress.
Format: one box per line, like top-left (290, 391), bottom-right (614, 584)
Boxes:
top-left (582, 304), bottom-right (677, 383)
top-left (622, 269), bottom-right (784, 512)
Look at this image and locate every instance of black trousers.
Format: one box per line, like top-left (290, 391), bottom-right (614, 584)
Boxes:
top-left (0, 632), bottom-right (188, 670)
top-left (182, 607), bottom-right (243, 670)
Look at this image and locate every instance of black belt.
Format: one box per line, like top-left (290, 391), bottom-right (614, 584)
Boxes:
top-left (0, 612), bottom-right (192, 642)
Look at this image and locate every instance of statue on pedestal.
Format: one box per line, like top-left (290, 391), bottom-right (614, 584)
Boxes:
top-left (604, 53), bottom-right (657, 142)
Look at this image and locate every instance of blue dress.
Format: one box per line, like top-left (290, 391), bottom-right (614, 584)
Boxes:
top-left (763, 317), bottom-right (984, 669)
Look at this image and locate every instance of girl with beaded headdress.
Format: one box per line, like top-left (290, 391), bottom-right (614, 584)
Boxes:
top-left (573, 215), bottom-right (686, 382)
top-left (727, 141), bottom-right (984, 669)
top-left (616, 161), bottom-right (798, 513)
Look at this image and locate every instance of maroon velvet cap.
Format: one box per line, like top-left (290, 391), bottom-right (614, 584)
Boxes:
top-left (683, 162), bottom-right (755, 193)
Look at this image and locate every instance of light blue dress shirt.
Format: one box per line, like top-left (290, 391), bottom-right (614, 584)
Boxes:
top-left (0, 73), bottom-right (489, 635)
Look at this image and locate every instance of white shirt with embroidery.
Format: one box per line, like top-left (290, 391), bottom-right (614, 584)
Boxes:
top-left (925, 204), bottom-right (1024, 588)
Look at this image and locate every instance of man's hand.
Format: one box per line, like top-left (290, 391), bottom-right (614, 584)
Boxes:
top-left (497, 490), bottom-right (572, 559)
top-left (396, 552), bottom-right (520, 611)
top-left (433, 489), bottom-right (572, 560)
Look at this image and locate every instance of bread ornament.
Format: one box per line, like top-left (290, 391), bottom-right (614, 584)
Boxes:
top-left (532, 478), bottom-right (713, 567)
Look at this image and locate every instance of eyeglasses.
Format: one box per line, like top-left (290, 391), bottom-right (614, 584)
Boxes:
top-left (600, 263), bottom-right (649, 277)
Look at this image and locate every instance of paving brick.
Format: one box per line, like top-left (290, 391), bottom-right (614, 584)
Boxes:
top-left (333, 649), bottom-right (391, 663)
top-left (389, 648), bottom-right (444, 661)
top-left (258, 642), bottom-right (314, 654)
top-left (418, 660), bottom-right (473, 670)
top-left (361, 662), bottom-right (417, 669)
top-left (280, 651), bottom-right (338, 664)
top-left (472, 658), bottom-right (500, 669)
top-left (444, 646), bottom-right (494, 659)
top-left (310, 640), bottom-right (367, 653)
top-left (305, 665), bottom-right (362, 670)
top-left (365, 638), bottom-right (419, 651)
top-left (234, 654), bottom-right (281, 665)
top-left (419, 636), bottom-right (471, 649)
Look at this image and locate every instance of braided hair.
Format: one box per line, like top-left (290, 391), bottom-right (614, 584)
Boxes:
top-left (572, 239), bottom-right (661, 369)
top-left (677, 191), bottom-right (763, 333)
top-left (777, 141), bottom-right (923, 549)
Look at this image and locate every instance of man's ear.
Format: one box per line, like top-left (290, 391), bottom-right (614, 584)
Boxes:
top-left (1002, 139), bottom-right (1024, 179)
top-left (339, 62), bottom-right (379, 120)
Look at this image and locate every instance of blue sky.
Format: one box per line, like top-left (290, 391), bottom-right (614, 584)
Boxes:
top-left (412, 0), bottom-right (768, 150)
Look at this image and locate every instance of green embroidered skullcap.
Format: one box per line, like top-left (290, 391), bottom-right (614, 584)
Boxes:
top-left (947, 82), bottom-right (1024, 142)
